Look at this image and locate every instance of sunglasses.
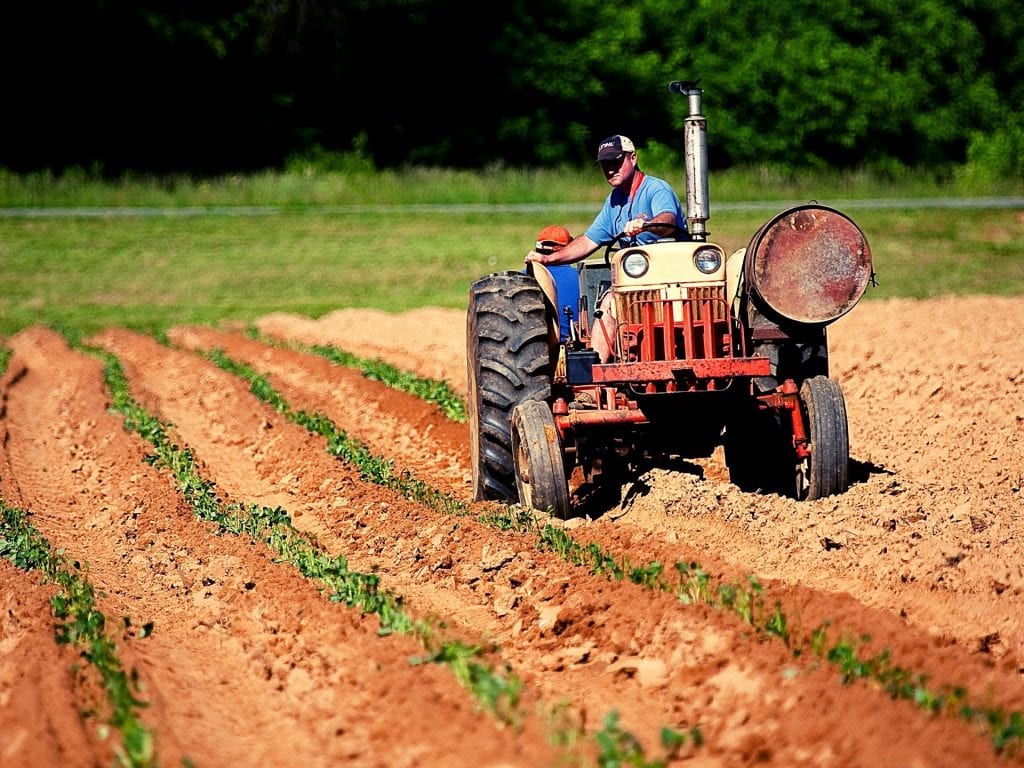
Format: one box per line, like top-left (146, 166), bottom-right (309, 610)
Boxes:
top-left (599, 153), bottom-right (627, 172)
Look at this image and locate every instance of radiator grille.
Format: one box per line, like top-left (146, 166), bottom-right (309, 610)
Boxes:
top-left (616, 285), bottom-right (727, 325)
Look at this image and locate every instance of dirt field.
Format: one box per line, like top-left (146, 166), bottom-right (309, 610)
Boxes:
top-left (2, 295), bottom-right (1022, 766)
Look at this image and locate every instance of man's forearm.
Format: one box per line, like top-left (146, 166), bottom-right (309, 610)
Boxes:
top-left (526, 234), bottom-right (599, 266)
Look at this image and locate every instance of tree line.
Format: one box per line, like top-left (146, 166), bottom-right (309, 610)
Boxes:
top-left (3, 0), bottom-right (1022, 176)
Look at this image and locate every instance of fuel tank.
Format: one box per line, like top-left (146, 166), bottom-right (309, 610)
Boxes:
top-left (744, 205), bottom-right (872, 325)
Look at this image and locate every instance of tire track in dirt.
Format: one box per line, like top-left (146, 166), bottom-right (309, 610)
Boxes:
top-left (1, 327), bottom-right (554, 768)
top-left (165, 325), bottom-right (1005, 765)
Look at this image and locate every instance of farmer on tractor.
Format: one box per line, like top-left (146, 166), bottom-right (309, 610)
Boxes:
top-left (525, 135), bottom-right (686, 361)
top-left (467, 82), bottom-right (873, 518)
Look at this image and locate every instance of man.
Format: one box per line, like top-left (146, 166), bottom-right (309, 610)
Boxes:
top-left (525, 135), bottom-right (686, 360)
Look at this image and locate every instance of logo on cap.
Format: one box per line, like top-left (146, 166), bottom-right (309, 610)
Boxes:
top-left (596, 135), bottom-right (636, 162)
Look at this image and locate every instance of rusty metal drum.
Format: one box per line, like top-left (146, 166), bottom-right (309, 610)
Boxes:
top-left (744, 205), bottom-right (872, 325)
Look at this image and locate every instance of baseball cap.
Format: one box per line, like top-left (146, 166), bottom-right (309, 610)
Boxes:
top-left (535, 225), bottom-right (573, 253)
top-left (596, 135), bottom-right (636, 162)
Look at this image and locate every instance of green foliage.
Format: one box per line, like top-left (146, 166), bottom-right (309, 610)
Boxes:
top-left (593, 710), bottom-right (700, 767)
top-left (285, 136), bottom-right (376, 176)
top-left (961, 121), bottom-right (1024, 183)
top-left (306, 342), bottom-right (466, 423)
top-left (96, 344), bottom-right (527, 720)
top-left (0, 504), bottom-right (155, 767)
top-left (412, 640), bottom-right (523, 721)
top-left (7, 0), bottom-right (1024, 172)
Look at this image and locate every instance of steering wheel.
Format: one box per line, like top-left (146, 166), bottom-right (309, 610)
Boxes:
top-left (602, 221), bottom-right (689, 266)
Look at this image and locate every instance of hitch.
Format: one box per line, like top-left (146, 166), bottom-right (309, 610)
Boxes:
top-left (758, 379), bottom-right (811, 459)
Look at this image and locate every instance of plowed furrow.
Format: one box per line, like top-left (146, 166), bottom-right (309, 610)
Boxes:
top-left (135, 327), bottom-right (1007, 765)
top-left (251, 302), bottom-right (1024, 670)
top-left (173, 325), bottom-right (471, 496)
top-left (0, 560), bottom-right (105, 768)
top-left (257, 309), bottom-right (469, 399)
top-left (237, 308), bottom-right (1024, 722)
top-left (2, 327), bottom-right (552, 768)
top-left (168, 326), bottom-right (1024, 709)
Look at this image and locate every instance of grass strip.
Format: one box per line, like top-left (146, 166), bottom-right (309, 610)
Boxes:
top-left (202, 347), bottom-right (698, 762)
top-left (94, 347), bottom-right (522, 724)
top-left (207, 349), bottom-right (1024, 755)
top-left (0, 502), bottom-right (156, 768)
top-left (244, 327), bottom-right (467, 423)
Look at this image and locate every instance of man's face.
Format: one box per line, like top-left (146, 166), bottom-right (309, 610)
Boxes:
top-left (599, 151), bottom-right (636, 188)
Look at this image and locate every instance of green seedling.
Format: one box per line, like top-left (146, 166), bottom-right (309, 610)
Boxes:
top-left (96, 346), bottom-right (523, 725)
top-left (0, 503), bottom-right (155, 768)
top-left (242, 328), bottom-right (467, 422)
top-left (593, 710), bottom-right (700, 768)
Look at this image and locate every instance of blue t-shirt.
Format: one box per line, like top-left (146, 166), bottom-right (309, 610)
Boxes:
top-left (584, 173), bottom-right (686, 246)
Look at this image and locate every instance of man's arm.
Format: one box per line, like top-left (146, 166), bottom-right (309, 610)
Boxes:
top-left (622, 210), bottom-right (677, 237)
top-left (525, 233), bottom-right (600, 266)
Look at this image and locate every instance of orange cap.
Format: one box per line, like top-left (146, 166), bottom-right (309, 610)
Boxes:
top-left (535, 225), bottom-right (573, 253)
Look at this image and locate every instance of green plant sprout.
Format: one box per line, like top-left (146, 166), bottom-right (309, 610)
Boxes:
top-left (96, 346), bottom-right (522, 724)
top-left (243, 327), bottom-right (467, 423)
top-left (0, 504), bottom-right (156, 768)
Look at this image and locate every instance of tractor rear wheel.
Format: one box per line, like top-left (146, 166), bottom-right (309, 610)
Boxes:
top-left (511, 400), bottom-right (570, 518)
top-left (467, 272), bottom-right (554, 503)
top-left (795, 376), bottom-right (849, 500)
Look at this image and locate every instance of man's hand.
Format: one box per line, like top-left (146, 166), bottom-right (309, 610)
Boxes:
top-left (525, 249), bottom-right (546, 264)
top-left (622, 216), bottom-right (649, 236)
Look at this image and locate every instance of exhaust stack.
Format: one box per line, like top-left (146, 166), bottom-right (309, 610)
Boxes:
top-left (669, 80), bottom-right (709, 241)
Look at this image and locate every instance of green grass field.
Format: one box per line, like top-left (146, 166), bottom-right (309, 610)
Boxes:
top-left (2, 167), bottom-right (1022, 339)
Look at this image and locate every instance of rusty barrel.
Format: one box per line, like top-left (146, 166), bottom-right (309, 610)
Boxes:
top-left (744, 205), bottom-right (872, 325)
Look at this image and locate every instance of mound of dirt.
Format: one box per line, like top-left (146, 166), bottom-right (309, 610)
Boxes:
top-left (1, 294), bottom-right (1021, 767)
top-left (257, 296), bottom-right (1024, 666)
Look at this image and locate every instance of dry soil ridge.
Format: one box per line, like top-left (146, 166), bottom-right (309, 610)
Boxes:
top-left (0, 295), bottom-right (1019, 766)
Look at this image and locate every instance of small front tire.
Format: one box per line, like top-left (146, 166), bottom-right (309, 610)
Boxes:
top-left (795, 376), bottom-right (849, 500)
top-left (511, 400), bottom-right (571, 518)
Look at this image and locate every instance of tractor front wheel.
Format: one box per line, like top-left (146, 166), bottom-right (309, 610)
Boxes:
top-left (794, 376), bottom-right (849, 500)
top-left (511, 400), bottom-right (570, 518)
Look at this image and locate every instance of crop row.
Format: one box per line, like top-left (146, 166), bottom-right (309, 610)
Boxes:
top-left (239, 332), bottom-right (1024, 756)
top-left (0, 503), bottom-right (155, 768)
top-left (1, 336), bottom-right (695, 767)
top-left (93, 341), bottom-right (699, 767)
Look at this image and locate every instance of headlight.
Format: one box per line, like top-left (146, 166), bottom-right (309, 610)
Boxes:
top-left (694, 247), bottom-right (722, 274)
top-left (622, 251), bottom-right (649, 278)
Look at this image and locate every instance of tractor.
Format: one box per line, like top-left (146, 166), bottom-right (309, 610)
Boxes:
top-left (466, 81), bottom-right (873, 518)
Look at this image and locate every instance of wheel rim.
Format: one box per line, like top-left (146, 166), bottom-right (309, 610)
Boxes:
top-left (512, 431), bottom-right (535, 509)
top-left (510, 400), bottom-right (570, 518)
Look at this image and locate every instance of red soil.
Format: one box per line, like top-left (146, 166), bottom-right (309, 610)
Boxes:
top-left (1, 294), bottom-right (1021, 766)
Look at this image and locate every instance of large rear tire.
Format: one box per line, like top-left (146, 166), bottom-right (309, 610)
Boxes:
top-left (511, 400), bottom-right (570, 518)
top-left (467, 272), bottom-right (554, 502)
top-left (795, 376), bottom-right (849, 500)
